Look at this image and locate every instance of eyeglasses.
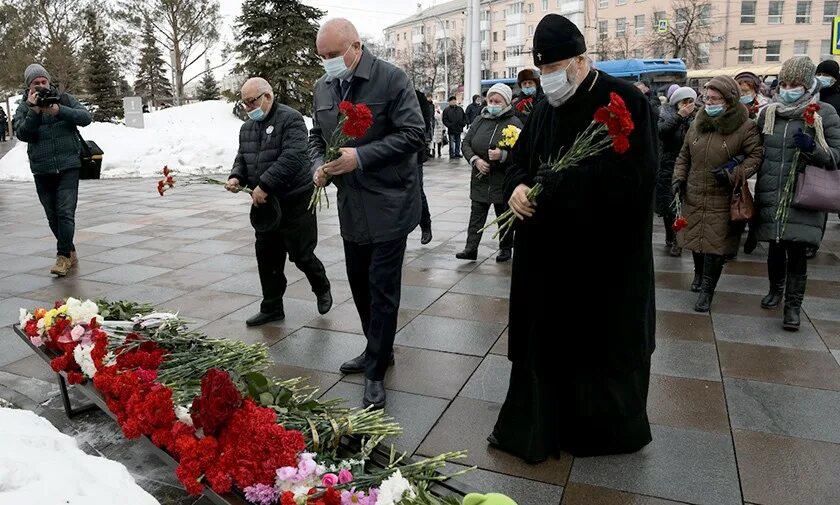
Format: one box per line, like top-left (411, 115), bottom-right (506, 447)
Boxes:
top-left (704, 94), bottom-right (725, 105)
top-left (242, 93), bottom-right (265, 107)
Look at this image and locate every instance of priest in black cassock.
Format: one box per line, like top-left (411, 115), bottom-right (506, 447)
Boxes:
top-left (489, 14), bottom-right (658, 462)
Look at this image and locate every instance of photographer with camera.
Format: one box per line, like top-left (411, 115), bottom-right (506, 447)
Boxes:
top-left (13, 63), bottom-right (91, 276)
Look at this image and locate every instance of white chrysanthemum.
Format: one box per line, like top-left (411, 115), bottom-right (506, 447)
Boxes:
top-left (66, 298), bottom-right (101, 325)
top-left (175, 406), bottom-right (193, 427)
top-left (73, 343), bottom-right (97, 378)
top-left (376, 470), bottom-right (415, 505)
top-left (19, 308), bottom-right (32, 328)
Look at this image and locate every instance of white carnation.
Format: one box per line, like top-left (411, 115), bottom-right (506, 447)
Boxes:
top-left (175, 406), bottom-right (193, 427)
top-left (73, 343), bottom-right (98, 378)
top-left (66, 298), bottom-right (101, 325)
top-left (376, 470), bottom-right (416, 505)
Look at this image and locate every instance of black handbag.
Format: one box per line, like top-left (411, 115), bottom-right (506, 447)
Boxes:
top-left (76, 129), bottom-right (103, 180)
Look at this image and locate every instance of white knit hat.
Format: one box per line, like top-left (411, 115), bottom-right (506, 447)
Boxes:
top-left (488, 83), bottom-right (513, 105)
top-left (669, 86), bottom-right (698, 106)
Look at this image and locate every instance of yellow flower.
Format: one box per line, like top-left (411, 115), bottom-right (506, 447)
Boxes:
top-left (498, 125), bottom-right (521, 149)
top-left (42, 305), bottom-right (67, 328)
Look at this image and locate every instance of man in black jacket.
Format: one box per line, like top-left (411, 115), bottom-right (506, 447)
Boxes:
top-left (311, 18), bottom-right (425, 409)
top-left (442, 96), bottom-right (467, 158)
top-left (465, 94), bottom-right (483, 125)
top-left (226, 77), bottom-right (332, 327)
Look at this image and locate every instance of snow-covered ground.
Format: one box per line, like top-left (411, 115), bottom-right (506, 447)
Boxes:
top-left (0, 407), bottom-right (160, 504)
top-left (0, 100), bottom-right (314, 182)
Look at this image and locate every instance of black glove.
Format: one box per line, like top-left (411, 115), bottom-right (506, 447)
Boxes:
top-left (671, 180), bottom-right (686, 197)
top-left (793, 128), bottom-right (816, 153)
top-left (532, 163), bottom-right (564, 201)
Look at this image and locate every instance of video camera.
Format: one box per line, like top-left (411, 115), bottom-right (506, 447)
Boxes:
top-left (33, 86), bottom-right (60, 107)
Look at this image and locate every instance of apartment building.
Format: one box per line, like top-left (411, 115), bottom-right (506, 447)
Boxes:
top-left (383, 0), bottom-right (839, 97)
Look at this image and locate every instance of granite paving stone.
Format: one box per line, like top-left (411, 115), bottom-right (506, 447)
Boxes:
top-left (459, 354), bottom-right (512, 403)
top-left (561, 482), bottom-right (690, 505)
top-left (718, 341), bottom-right (840, 390)
top-left (712, 312), bottom-right (826, 350)
top-left (650, 338), bottom-right (721, 381)
top-left (647, 374), bottom-right (730, 433)
top-left (396, 314), bottom-right (506, 356)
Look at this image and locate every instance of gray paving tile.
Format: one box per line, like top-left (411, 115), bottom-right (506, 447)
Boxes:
top-left (441, 462), bottom-right (564, 505)
top-left (163, 290), bottom-right (259, 321)
top-left (655, 288), bottom-right (705, 314)
top-left (205, 271), bottom-right (263, 296)
top-left (144, 268), bottom-right (233, 291)
top-left (569, 424), bottom-right (742, 505)
top-left (268, 327), bottom-right (367, 374)
top-left (0, 273), bottom-right (58, 296)
top-left (459, 354), bottom-right (512, 404)
top-left (725, 378), bottom-right (840, 443)
top-left (81, 264), bottom-right (172, 284)
top-left (712, 313), bottom-right (826, 351)
top-left (0, 326), bottom-right (35, 367)
top-left (83, 247), bottom-right (160, 264)
top-left (804, 296), bottom-right (840, 322)
top-left (0, 296), bottom-right (53, 326)
top-left (716, 274), bottom-right (772, 296)
top-left (651, 339), bottom-right (721, 381)
top-left (451, 272), bottom-right (511, 299)
top-left (81, 222), bottom-right (146, 234)
top-left (321, 380), bottom-right (448, 454)
top-left (833, 349), bottom-right (840, 366)
top-left (399, 284), bottom-right (446, 311)
top-left (396, 315), bottom-right (506, 356)
top-left (176, 239), bottom-right (243, 255)
top-left (100, 284), bottom-right (186, 306)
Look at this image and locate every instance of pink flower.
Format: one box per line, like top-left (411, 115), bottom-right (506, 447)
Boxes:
top-left (341, 489), bottom-right (367, 505)
top-left (70, 325), bottom-right (85, 342)
top-left (338, 468), bottom-right (353, 484)
top-left (29, 335), bottom-right (43, 347)
top-left (322, 473), bottom-right (339, 487)
top-left (298, 456), bottom-right (318, 478)
top-left (276, 466), bottom-right (297, 482)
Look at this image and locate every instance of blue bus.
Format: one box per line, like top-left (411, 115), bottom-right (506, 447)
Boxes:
top-left (593, 58), bottom-right (687, 95)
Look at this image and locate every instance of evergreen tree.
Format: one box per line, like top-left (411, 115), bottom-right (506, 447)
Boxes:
top-left (197, 68), bottom-right (220, 101)
top-left (134, 17), bottom-right (172, 108)
top-left (234, 0), bottom-right (324, 114)
top-left (81, 8), bottom-right (122, 121)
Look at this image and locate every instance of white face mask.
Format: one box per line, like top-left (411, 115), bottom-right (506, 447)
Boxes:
top-left (542, 60), bottom-right (577, 107)
top-left (323, 46), bottom-right (354, 80)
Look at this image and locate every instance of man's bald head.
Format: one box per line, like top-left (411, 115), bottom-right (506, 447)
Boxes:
top-left (240, 77), bottom-right (273, 116)
top-left (316, 18), bottom-right (363, 76)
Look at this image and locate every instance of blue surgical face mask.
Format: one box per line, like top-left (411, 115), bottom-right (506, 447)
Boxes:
top-left (323, 46), bottom-right (354, 80)
top-left (247, 96), bottom-right (267, 121)
top-left (818, 76), bottom-right (835, 88)
top-left (705, 104), bottom-right (725, 117)
top-left (486, 105), bottom-right (503, 116)
top-left (740, 94), bottom-right (755, 105)
top-left (780, 87), bottom-right (805, 104)
top-left (521, 86), bottom-right (536, 96)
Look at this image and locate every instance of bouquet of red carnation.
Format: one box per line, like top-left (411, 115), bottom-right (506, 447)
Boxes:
top-left (155, 165), bottom-right (253, 197)
top-left (309, 101), bottom-right (374, 210)
top-left (515, 97), bottom-right (534, 115)
top-left (484, 92), bottom-right (635, 239)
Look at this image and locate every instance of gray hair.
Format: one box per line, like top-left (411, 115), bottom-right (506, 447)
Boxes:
top-left (242, 77), bottom-right (272, 96)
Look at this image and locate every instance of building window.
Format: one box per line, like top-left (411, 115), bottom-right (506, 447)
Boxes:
top-left (493, 31), bottom-right (498, 42)
top-left (502, 50), bottom-right (506, 60)
top-left (482, 70), bottom-right (491, 80)
top-left (741, 1), bottom-right (756, 23)
top-left (796, 1), bottom-right (812, 23)
top-left (824, 1), bottom-right (838, 23)
top-left (493, 72), bottom-right (498, 79)
top-left (652, 44), bottom-right (665, 58)
top-left (769, 1), bottom-right (784, 24)
top-left (481, 49), bottom-right (489, 61)
top-left (822, 39), bottom-right (833, 59)
top-left (617, 0), bottom-right (627, 5)
top-left (529, 25), bottom-right (535, 35)
top-left (616, 17), bottom-right (626, 37)
top-left (697, 43), bottom-right (710, 64)
top-left (542, 0), bottom-right (548, 11)
top-left (615, 50), bottom-right (626, 59)
top-left (493, 51), bottom-right (499, 61)
top-left (635, 15), bottom-right (645, 35)
top-left (633, 49), bottom-right (644, 58)
top-left (503, 30), bottom-right (506, 40)
top-left (507, 67), bottom-right (518, 78)
top-left (675, 7), bottom-right (688, 29)
top-left (794, 39), bottom-right (809, 56)
top-left (599, 0), bottom-right (608, 7)
top-left (738, 40), bottom-right (754, 63)
top-left (766, 40), bottom-right (781, 62)
top-left (528, 3), bottom-right (534, 13)
top-left (598, 20), bottom-right (608, 39)
top-left (700, 4), bottom-right (712, 26)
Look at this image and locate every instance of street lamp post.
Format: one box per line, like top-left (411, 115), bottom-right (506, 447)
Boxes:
top-left (433, 16), bottom-right (450, 100)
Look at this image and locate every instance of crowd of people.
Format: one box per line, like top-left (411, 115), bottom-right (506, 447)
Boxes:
top-left (10, 11), bottom-right (838, 466)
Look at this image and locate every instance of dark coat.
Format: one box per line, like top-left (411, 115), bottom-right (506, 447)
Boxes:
top-left (461, 107), bottom-right (523, 204)
top-left (673, 104), bottom-right (763, 255)
top-left (511, 88), bottom-right (544, 123)
top-left (655, 104), bottom-right (694, 215)
top-left (465, 102), bottom-right (482, 125)
top-left (13, 87), bottom-right (92, 175)
top-left (308, 48), bottom-right (425, 245)
top-left (754, 100), bottom-right (840, 246)
top-left (819, 82), bottom-right (840, 115)
top-left (443, 105), bottom-right (467, 134)
top-left (229, 101), bottom-right (311, 199)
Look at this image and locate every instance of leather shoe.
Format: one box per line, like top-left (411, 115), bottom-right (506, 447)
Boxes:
top-left (245, 310), bottom-right (285, 327)
top-left (339, 351), bottom-right (395, 374)
top-left (363, 378), bottom-right (386, 409)
top-left (316, 289), bottom-right (333, 315)
top-left (495, 248), bottom-right (511, 262)
top-left (455, 249), bottom-right (478, 261)
top-left (421, 228), bottom-right (433, 245)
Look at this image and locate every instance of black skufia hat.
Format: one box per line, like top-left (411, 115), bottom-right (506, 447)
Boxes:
top-left (533, 14), bottom-right (586, 66)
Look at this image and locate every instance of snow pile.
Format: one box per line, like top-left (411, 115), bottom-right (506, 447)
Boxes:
top-left (0, 99), bottom-right (315, 182)
top-left (0, 408), bottom-right (160, 504)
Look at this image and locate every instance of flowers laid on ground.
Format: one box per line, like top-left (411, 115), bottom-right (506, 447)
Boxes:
top-left (514, 97), bottom-right (533, 115)
top-left (18, 299), bottom-right (472, 504)
top-left (775, 102), bottom-right (820, 237)
top-left (484, 92), bottom-right (635, 240)
top-left (309, 101), bottom-right (374, 211)
top-left (155, 165), bottom-right (253, 197)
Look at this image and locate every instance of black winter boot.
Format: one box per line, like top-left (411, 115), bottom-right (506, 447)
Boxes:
top-left (694, 255), bottom-right (724, 313)
top-left (691, 252), bottom-right (704, 292)
top-left (761, 252), bottom-right (786, 309)
top-left (782, 274), bottom-right (807, 331)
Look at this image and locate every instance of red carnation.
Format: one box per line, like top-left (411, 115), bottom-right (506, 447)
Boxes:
top-left (280, 491), bottom-right (296, 505)
top-left (163, 165), bottom-right (170, 176)
top-left (804, 103), bottom-right (820, 126)
top-left (594, 92), bottom-right (635, 153)
top-left (672, 216), bottom-right (688, 232)
top-left (190, 368), bottom-right (242, 436)
top-left (340, 103), bottom-right (374, 139)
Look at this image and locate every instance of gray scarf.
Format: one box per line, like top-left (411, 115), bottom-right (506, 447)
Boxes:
top-left (762, 83), bottom-right (829, 153)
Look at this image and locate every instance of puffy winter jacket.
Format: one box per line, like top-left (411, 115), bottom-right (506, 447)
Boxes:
top-left (13, 87), bottom-right (92, 175)
top-left (754, 100), bottom-right (840, 246)
top-left (656, 105), bottom-right (694, 215)
top-left (461, 107), bottom-right (523, 204)
top-left (229, 101), bottom-right (311, 199)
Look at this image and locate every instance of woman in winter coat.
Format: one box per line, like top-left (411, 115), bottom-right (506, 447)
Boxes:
top-left (431, 106), bottom-right (445, 158)
top-left (672, 76), bottom-right (764, 313)
top-left (754, 56), bottom-right (840, 331)
top-left (456, 83), bottom-right (523, 263)
top-left (735, 71), bottom-right (770, 255)
top-left (657, 86), bottom-right (697, 257)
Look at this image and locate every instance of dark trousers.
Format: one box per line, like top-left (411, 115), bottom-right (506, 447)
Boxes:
top-left (768, 241), bottom-right (807, 276)
top-left (466, 201), bottom-right (513, 251)
top-left (662, 214), bottom-right (676, 246)
top-left (34, 168), bottom-right (79, 257)
top-left (419, 164), bottom-right (432, 231)
top-left (344, 236), bottom-right (407, 381)
top-left (254, 192), bottom-right (329, 313)
top-left (0, 127), bottom-right (6, 141)
top-left (448, 132), bottom-right (462, 157)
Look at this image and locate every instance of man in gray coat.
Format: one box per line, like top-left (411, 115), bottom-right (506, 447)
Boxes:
top-left (310, 18), bottom-right (425, 408)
